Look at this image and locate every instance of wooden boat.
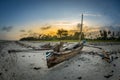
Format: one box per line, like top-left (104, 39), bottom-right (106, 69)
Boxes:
top-left (47, 43), bottom-right (84, 68)
top-left (47, 14), bottom-right (84, 68)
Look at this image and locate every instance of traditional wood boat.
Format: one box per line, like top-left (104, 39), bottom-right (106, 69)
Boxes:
top-left (47, 43), bottom-right (84, 68)
top-left (47, 14), bottom-right (84, 68)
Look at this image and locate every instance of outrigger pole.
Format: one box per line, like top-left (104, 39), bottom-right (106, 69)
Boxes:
top-left (79, 14), bottom-right (83, 43)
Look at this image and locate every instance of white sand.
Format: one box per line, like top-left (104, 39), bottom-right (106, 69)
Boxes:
top-left (0, 41), bottom-right (120, 80)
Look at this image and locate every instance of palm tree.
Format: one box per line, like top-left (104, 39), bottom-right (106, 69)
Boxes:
top-left (57, 29), bottom-right (62, 38)
top-left (57, 29), bottom-right (68, 39)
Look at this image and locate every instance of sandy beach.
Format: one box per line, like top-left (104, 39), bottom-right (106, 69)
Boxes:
top-left (0, 41), bottom-right (120, 80)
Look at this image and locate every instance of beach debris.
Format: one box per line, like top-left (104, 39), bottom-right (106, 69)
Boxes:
top-left (77, 76), bottom-right (82, 79)
top-left (113, 64), bottom-right (116, 67)
top-left (111, 70), bottom-right (114, 73)
top-left (84, 45), bottom-right (111, 63)
top-left (64, 76), bottom-right (67, 79)
top-left (22, 55), bottom-right (25, 57)
top-left (0, 72), bottom-right (2, 76)
top-left (78, 65), bottom-right (80, 67)
top-left (33, 67), bottom-right (41, 70)
top-left (104, 74), bottom-right (113, 78)
top-left (114, 56), bottom-right (119, 59)
top-left (104, 70), bottom-right (114, 79)
top-left (41, 43), bottom-right (52, 49)
top-left (5, 69), bottom-right (8, 72)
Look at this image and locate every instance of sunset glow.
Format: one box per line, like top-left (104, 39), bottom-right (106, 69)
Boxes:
top-left (0, 0), bottom-right (120, 40)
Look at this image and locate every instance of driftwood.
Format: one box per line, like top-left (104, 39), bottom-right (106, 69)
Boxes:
top-left (84, 45), bottom-right (111, 62)
top-left (41, 43), bottom-right (52, 49)
top-left (8, 48), bottom-right (51, 53)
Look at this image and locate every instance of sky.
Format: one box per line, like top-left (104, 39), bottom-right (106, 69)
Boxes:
top-left (0, 0), bottom-right (120, 40)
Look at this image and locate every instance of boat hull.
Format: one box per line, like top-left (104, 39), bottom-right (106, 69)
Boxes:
top-left (47, 46), bottom-right (83, 68)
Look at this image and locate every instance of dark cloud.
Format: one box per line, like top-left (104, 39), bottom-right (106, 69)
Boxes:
top-left (20, 30), bottom-right (26, 32)
top-left (40, 26), bottom-right (51, 30)
top-left (100, 26), bottom-right (120, 31)
top-left (28, 30), bottom-right (33, 33)
top-left (0, 26), bottom-right (13, 32)
top-left (20, 33), bottom-right (28, 37)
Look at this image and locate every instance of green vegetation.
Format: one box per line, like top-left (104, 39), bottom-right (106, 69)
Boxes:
top-left (20, 29), bottom-right (120, 42)
top-left (20, 28), bottom-right (85, 41)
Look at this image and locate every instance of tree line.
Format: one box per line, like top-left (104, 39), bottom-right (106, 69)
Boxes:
top-left (20, 29), bottom-right (120, 41)
top-left (98, 30), bottom-right (120, 40)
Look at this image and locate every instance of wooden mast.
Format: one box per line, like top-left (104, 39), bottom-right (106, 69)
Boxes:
top-left (79, 14), bottom-right (83, 43)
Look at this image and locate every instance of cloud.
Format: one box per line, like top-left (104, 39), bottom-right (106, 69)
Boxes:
top-left (114, 24), bottom-right (120, 27)
top-left (20, 30), bottom-right (26, 32)
top-left (28, 30), bottom-right (33, 33)
top-left (0, 26), bottom-right (13, 32)
top-left (20, 33), bottom-right (28, 37)
top-left (40, 26), bottom-right (51, 30)
top-left (84, 13), bottom-right (102, 17)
